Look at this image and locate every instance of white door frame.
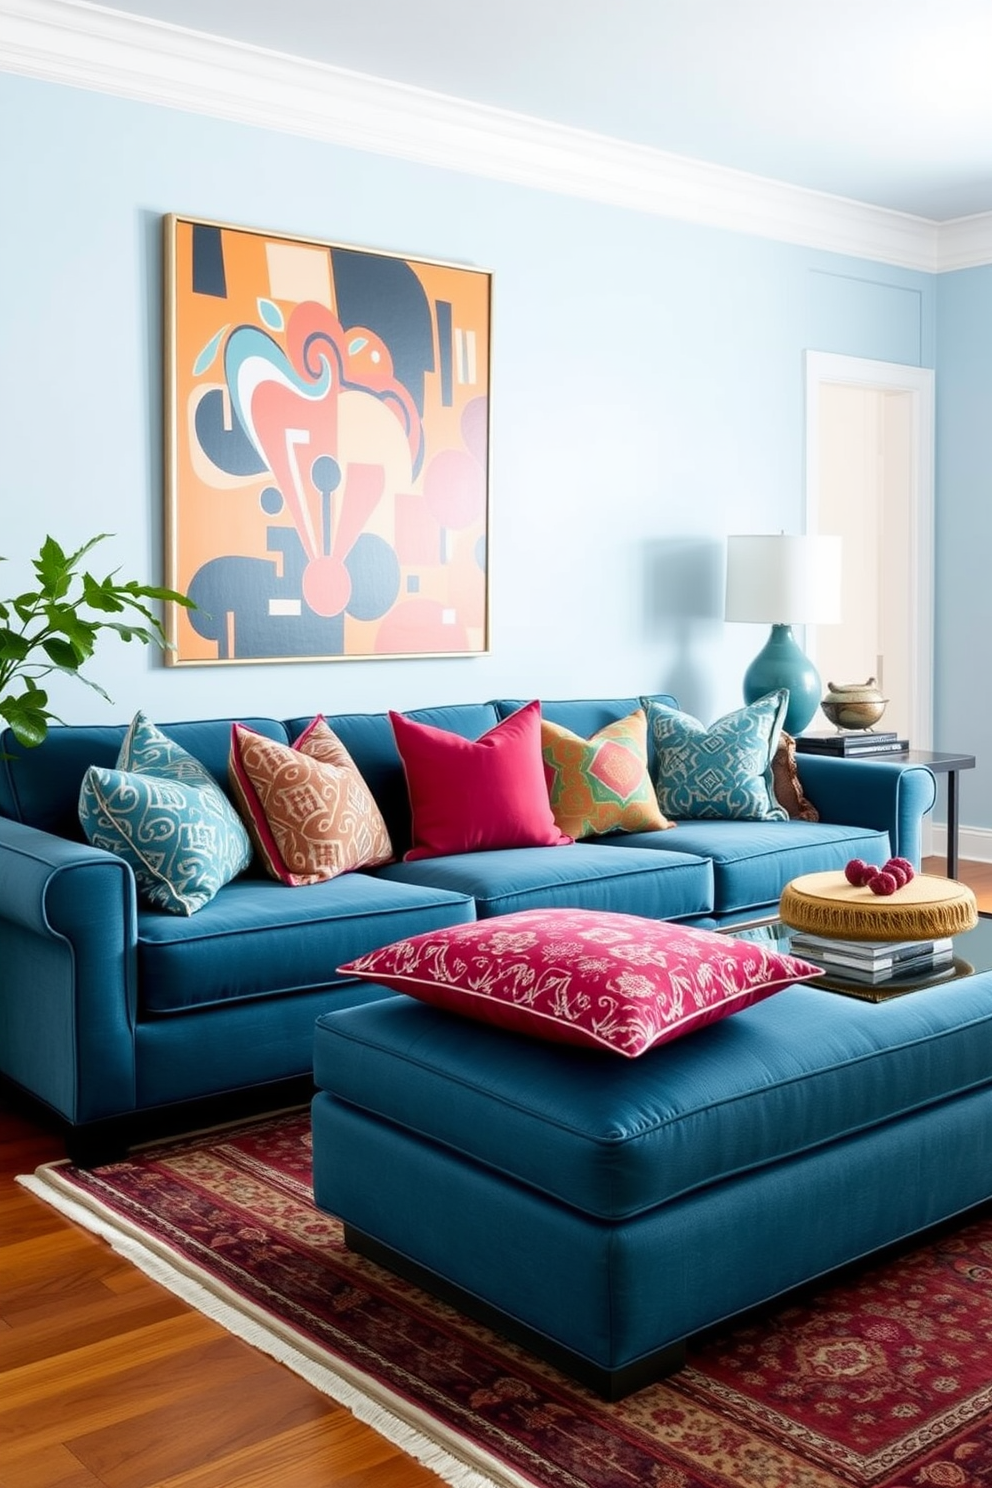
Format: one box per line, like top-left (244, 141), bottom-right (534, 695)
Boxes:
top-left (804, 350), bottom-right (935, 753)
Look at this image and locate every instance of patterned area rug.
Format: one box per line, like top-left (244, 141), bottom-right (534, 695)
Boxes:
top-left (21, 1111), bottom-right (992, 1488)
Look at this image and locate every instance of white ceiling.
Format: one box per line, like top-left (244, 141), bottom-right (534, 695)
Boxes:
top-left (81, 0), bottom-right (992, 221)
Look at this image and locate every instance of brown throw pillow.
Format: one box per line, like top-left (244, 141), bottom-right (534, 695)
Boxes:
top-left (229, 717), bottom-right (393, 885)
top-left (772, 731), bottom-right (819, 821)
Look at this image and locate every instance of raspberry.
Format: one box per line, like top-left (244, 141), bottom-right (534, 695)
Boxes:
top-left (844, 858), bottom-right (871, 886)
top-left (869, 870), bottom-right (898, 896)
top-left (884, 862), bottom-right (911, 887)
top-left (886, 856), bottom-right (915, 883)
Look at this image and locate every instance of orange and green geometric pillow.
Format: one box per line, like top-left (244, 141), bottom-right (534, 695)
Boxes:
top-left (540, 708), bottom-right (673, 840)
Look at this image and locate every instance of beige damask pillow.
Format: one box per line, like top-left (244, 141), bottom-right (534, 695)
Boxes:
top-left (229, 718), bottom-right (393, 885)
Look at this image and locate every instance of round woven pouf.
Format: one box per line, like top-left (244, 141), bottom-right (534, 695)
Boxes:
top-left (779, 871), bottom-right (978, 942)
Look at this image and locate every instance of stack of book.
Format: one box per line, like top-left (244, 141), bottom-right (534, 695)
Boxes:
top-left (789, 931), bottom-right (954, 986)
top-left (796, 731), bottom-right (909, 757)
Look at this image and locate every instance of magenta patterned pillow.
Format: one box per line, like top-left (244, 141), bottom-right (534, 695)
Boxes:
top-left (338, 909), bottom-right (822, 1057)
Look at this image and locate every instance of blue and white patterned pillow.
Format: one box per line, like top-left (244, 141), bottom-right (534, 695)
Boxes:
top-left (118, 711), bottom-right (221, 787)
top-left (78, 713), bottom-right (252, 914)
top-left (642, 691), bottom-right (789, 821)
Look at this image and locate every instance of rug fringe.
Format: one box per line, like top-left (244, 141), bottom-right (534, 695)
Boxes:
top-left (18, 1168), bottom-right (532, 1488)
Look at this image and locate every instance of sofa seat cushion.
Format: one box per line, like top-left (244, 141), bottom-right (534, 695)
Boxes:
top-left (137, 875), bottom-right (475, 1016)
top-left (595, 820), bottom-right (891, 915)
top-left (313, 969), bottom-right (992, 1222)
top-left (373, 842), bottom-right (713, 920)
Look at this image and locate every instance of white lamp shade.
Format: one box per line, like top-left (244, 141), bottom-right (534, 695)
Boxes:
top-left (724, 534), bottom-right (842, 626)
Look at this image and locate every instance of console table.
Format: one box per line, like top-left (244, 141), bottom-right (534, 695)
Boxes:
top-left (856, 749), bottom-right (976, 879)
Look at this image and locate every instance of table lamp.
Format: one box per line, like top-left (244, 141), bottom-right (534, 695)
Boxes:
top-left (724, 533), bottom-right (842, 735)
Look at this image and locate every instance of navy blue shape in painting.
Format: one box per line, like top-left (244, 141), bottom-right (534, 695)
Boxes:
top-left (194, 390), bottom-right (267, 476)
top-left (331, 248), bottom-right (434, 418)
top-left (345, 534), bottom-right (401, 621)
top-left (192, 224), bottom-right (227, 298)
top-left (186, 525), bottom-right (403, 659)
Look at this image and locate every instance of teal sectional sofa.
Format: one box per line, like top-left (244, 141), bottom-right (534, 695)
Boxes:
top-left (0, 693), bottom-right (936, 1158)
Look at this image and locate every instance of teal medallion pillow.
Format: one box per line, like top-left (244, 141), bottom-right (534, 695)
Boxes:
top-left (78, 713), bottom-right (252, 914)
top-left (642, 690), bottom-right (789, 821)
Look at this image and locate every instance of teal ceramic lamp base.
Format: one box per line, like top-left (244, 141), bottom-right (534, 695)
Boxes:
top-left (742, 624), bottom-right (821, 735)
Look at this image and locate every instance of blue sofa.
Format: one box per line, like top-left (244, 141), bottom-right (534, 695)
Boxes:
top-left (0, 693), bottom-right (936, 1158)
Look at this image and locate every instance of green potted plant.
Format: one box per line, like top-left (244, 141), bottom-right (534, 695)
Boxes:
top-left (0, 533), bottom-right (194, 749)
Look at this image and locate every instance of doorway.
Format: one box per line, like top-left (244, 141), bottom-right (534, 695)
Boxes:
top-left (804, 352), bottom-right (935, 751)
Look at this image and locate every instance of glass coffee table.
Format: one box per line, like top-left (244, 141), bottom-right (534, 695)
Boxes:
top-left (734, 912), bottom-right (992, 1002)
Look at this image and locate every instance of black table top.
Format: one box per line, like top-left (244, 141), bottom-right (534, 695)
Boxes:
top-left (853, 749), bottom-right (975, 771)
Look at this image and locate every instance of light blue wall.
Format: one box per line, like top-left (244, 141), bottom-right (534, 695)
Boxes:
top-left (1, 73), bottom-right (935, 741)
top-left (935, 266), bottom-right (992, 829)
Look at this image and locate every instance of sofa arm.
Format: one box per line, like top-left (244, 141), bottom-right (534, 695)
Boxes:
top-left (0, 817), bottom-right (139, 1124)
top-left (794, 756), bottom-right (936, 868)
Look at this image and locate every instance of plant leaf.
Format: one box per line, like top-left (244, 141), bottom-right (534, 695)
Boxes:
top-left (46, 609), bottom-right (98, 653)
top-left (34, 537), bottom-right (71, 599)
top-left (65, 533), bottom-right (113, 569)
top-left (81, 574), bottom-right (126, 613)
top-left (13, 594), bottom-right (40, 623)
top-left (103, 621), bottom-right (156, 644)
top-left (1, 688), bottom-right (53, 749)
top-left (0, 631), bottom-right (31, 665)
top-left (120, 579), bottom-right (194, 608)
top-left (42, 637), bottom-right (84, 670)
top-left (70, 673), bottom-right (113, 702)
top-left (0, 533), bottom-right (196, 748)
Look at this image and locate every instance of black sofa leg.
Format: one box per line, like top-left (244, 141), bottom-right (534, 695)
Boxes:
top-left (64, 1120), bottom-right (129, 1169)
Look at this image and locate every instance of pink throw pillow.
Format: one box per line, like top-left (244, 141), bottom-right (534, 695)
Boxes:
top-left (339, 908), bottom-right (823, 1057)
top-left (390, 701), bottom-right (571, 861)
top-left (229, 718), bottom-right (393, 885)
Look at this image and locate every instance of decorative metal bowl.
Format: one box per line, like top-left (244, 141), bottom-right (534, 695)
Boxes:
top-left (820, 679), bottom-right (889, 731)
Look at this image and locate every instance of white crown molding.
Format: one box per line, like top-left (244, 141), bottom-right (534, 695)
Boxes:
top-left (2, 0), bottom-right (991, 272)
top-left (934, 214), bottom-right (992, 273)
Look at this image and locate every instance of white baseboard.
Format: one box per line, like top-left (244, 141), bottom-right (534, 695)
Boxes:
top-left (925, 822), bottom-right (992, 866)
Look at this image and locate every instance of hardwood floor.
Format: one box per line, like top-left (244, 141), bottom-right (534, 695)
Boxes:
top-left (0, 1094), bottom-right (443, 1487)
top-left (922, 854), bottom-right (992, 912)
top-left (3, 858), bottom-right (990, 1486)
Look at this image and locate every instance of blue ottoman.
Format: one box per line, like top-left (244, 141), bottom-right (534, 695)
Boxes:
top-left (311, 971), bottom-right (992, 1398)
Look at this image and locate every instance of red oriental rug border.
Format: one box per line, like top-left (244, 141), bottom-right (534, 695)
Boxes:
top-left (20, 1110), bottom-right (992, 1488)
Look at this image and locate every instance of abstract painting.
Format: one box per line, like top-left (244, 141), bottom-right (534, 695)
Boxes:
top-left (164, 215), bottom-right (491, 664)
